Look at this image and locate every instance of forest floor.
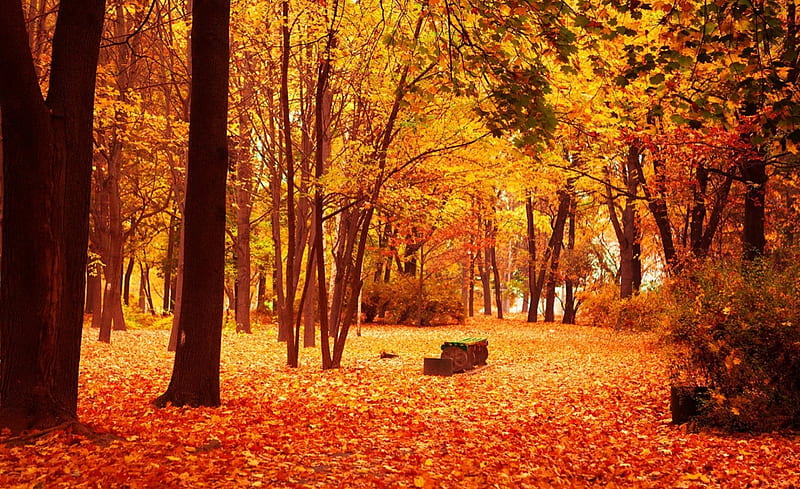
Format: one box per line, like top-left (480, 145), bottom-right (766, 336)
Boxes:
top-left (2, 316), bottom-right (800, 488)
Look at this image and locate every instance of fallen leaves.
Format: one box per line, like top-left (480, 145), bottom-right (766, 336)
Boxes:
top-left (2, 316), bottom-right (800, 488)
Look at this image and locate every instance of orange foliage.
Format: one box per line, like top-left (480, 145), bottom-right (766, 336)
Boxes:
top-left (2, 318), bottom-right (800, 488)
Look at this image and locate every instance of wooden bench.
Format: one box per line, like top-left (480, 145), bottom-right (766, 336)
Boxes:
top-left (440, 337), bottom-right (488, 372)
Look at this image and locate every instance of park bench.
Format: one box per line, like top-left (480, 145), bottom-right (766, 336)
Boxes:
top-left (440, 337), bottom-right (488, 373)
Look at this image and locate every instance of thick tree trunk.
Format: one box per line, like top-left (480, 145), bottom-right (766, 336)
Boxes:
top-left (155, 0), bottom-right (230, 408)
top-left (0, 0), bottom-right (105, 431)
top-left (0, 108), bottom-right (3, 263)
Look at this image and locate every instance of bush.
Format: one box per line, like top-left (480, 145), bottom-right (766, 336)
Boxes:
top-left (579, 283), bottom-right (667, 331)
top-left (667, 254), bottom-right (800, 431)
top-left (362, 278), bottom-right (464, 326)
top-left (578, 282), bottom-right (618, 327)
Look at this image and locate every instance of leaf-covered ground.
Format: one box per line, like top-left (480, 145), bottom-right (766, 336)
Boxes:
top-left (2, 316), bottom-right (799, 488)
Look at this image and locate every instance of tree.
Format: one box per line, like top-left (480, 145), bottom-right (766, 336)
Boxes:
top-left (605, 143), bottom-right (642, 298)
top-left (155, 0), bottom-right (230, 407)
top-left (0, 0), bottom-right (106, 431)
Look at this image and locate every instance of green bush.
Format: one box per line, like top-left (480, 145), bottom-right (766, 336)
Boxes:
top-left (667, 254), bottom-right (800, 431)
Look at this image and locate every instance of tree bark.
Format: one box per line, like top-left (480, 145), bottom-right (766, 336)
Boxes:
top-left (540, 182), bottom-right (572, 322)
top-left (163, 212), bottom-right (177, 313)
top-left (741, 156), bottom-right (767, 261)
top-left (631, 149), bottom-right (678, 270)
top-left (562, 195), bottom-right (577, 324)
top-left (606, 143), bottom-right (640, 299)
top-left (233, 90), bottom-right (254, 334)
top-left (478, 249), bottom-right (492, 315)
top-left (155, 0), bottom-right (230, 408)
top-left (468, 251), bottom-right (475, 317)
top-left (123, 256), bottom-right (134, 306)
top-left (525, 194), bottom-right (537, 322)
top-left (0, 0), bottom-right (106, 431)
top-left (489, 236), bottom-right (503, 319)
top-left (256, 265), bottom-right (268, 314)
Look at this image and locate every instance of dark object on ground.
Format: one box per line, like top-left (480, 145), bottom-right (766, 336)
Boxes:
top-left (423, 357), bottom-right (454, 376)
top-left (440, 337), bottom-right (488, 373)
top-left (380, 351), bottom-right (399, 359)
top-left (670, 385), bottom-right (710, 424)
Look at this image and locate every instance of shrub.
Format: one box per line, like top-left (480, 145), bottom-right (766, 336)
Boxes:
top-left (579, 283), bottom-right (667, 331)
top-left (667, 254), bottom-right (800, 431)
top-left (578, 282), bottom-right (618, 327)
top-left (613, 289), bottom-right (669, 331)
top-left (362, 278), bottom-right (464, 326)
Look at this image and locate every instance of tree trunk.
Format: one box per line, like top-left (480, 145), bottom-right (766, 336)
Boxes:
top-left (256, 265), bottom-right (268, 314)
top-left (461, 261), bottom-right (469, 320)
top-left (540, 182), bottom-right (572, 322)
top-left (631, 149), bottom-right (678, 270)
top-left (606, 143), bottom-right (640, 299)
top-left (138, 262), bottom-right (148, 313)
top-left (700, 174), bottom-right (734, 256)
top-left (143, 264), bottom-right (156, 315)
top-left (303, 267), bottom-right (316, 347)
top-left (741, 156), bottom-right (767, 261)
top-left (417, 244), bottom-right (425, 326)
top-left (166, 0), bottom-right (192, 351)
top-left (97, 157), bottom-right (126, 340)
top-left (168, 221), bottom-right (185, 352)
top-left (85, 263), bottom-right (102, 315)
top-left (123, 256), bottom-right (134, 306)
top-left (0, 0), bottom-right (106, 432)
top-left (479, 249), bottom-right (492, 315)
top-left (525, 194), bottom-right (537, 322)
top-left (563, 196), bottom-right (577, 324)
top-left (468, 251), bottom-right (475, 317)
top-left (155, 0), bottom-right (230, 408)
top-left (162, 212), bottom-right (177, 313)
top-left (234, 118), bottom-right (253, 334)
top-left (489, 241), bottom-right (503, 319)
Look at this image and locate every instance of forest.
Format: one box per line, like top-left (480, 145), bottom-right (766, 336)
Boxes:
top-left (2, 0), bottom-right (800, 485)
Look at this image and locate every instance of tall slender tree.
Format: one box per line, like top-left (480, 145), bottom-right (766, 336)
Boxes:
top-left (155, 0), bottom-right (231, 407)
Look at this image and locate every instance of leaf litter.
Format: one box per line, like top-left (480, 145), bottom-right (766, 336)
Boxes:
top-left (2, 316), bottom-right (799, 488)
